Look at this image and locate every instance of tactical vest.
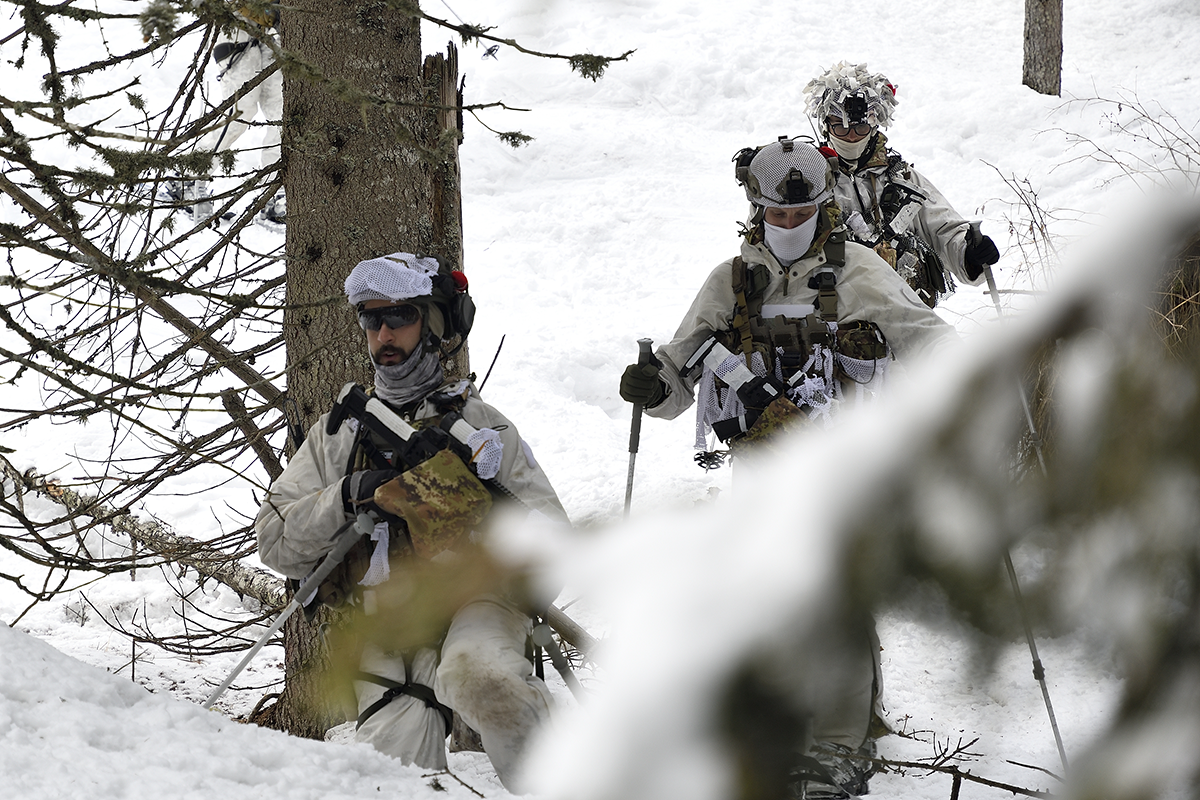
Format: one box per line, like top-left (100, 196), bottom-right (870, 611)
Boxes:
top-left (312, 383), bottom-right (477, 610)
top-left (724, 233), bottom-right (887, 383)
top-left (699, 234), bottom-right (890, 448)
top-left (842, 150), bottom-right (954, 308)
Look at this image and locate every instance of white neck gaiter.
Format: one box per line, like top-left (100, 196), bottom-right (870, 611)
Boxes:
top-left (373, 345), bottom-right (444, 407)
top-left (764, 213), bottom-right (820, 265)
top-left (829, 134), bottom-right (872, 163)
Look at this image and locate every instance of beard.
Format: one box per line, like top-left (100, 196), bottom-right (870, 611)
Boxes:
top-left (372, 341), bottom-right (444, 406)
top-left (371, 343), bottom-right (409, 365)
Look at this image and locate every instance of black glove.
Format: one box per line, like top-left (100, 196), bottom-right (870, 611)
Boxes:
top-left (620, 361), bottom-right (665, 407)
top-left (964, 223), bottom-right (999, 280)
top-left (342, 469), bottom-right (401, 519)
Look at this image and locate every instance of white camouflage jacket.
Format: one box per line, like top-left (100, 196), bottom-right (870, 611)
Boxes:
top-left (648, 231), bottom-right (957, 421)
top-left (256, 380), bottom-right (568, 580)
top-left (830, 133), bottom-right (982, 287)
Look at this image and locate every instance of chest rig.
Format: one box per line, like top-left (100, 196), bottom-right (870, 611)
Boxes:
top-left (724, 231), bottom-right (848, 382)
top-left (696, 234), bottom-right (890, 451)
top-left (841, 150), bottom-right (954, 308)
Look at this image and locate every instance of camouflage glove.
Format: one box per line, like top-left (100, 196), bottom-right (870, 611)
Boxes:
top-left (343, 469), bottom-right (401, 520)
top-left (620, 361), bottom-right (665, 407)
top-left (964, 222), bottom-right (999, 280)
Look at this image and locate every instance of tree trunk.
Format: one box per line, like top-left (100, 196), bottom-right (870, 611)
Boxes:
top-left (1022, 0), bottom-right (1063, 96)
top-left (270, 0), bottom-right (467, 740)
top-left (423, 45), bottom-right (470, 382)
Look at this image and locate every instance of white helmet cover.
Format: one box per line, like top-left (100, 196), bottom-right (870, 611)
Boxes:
top-left (344, 252), bottom-right (440, 306)
top-left (737, 138), bottom-right (835, 208)
top-left (803, 61), bottom-right (898, 132)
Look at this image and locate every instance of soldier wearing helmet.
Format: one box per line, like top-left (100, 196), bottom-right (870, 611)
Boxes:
top-left (256, 252), bottom-right (567, 793)
top-left (618, 138), bottom-right (957, 799)
top-left (805, 62), bottom-right (1000, 307)
top-left (620, 136), bottom-right (956, 439)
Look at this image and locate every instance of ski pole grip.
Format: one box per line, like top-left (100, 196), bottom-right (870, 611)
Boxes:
top-left (636, 337), bottom-right (653, 367)
top-left (629, 338), bottom-right (654, 451)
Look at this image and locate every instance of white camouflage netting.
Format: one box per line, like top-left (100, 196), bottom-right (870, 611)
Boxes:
top-left (748, 140), bottom-right (834, 207)
top-left (695, 340), bottom-right (890, 449)
top-left (345, 252), bottom-right (440, 305)
top-left (789, 343), bottom-right (839, 426)
top-left (360, 521), bottom-right (392, 587)
top-left (695, 349), bottom-right (777, 449)
top-left (466, 427), bottom-right (503, 481)
top-left (802, 61), bottom-right (899, 130)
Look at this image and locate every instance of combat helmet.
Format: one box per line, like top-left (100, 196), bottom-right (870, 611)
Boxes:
top-left (345, 252), bottom-right (476, 355)
top-left (803, 62), bottom-right (898, 139)
top-left (732, 136), bottom-right (836, 209)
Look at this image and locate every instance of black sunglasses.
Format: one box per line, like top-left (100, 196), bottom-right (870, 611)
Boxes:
top-left (827, 119), bottom-right (874, 138)
top-left (357, 304), bottom-right (422, 331)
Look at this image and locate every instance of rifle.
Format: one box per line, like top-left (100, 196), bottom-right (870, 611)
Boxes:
top-left (326, 382), bottom-right (590, 690)
top-left (681, 335), bottom-right (796, 441)
top-left (326, 382), bottom-right (525, 505)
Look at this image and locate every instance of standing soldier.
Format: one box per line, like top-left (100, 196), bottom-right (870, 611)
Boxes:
top-left (159, 3), bottom-right (285, 223)
top-left (619, 138), bottom-right (957, 798)
top-left (804, 62), bottom-right (1000, 307)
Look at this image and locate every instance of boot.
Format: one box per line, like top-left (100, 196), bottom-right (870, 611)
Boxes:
top-left (261, 189), bottom-right (285, 225)
top-left (156, 177), bottom-right (213, 220)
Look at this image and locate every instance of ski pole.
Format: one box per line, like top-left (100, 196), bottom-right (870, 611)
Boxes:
top-left (982, 255), bottom-right (1068, 772)
top-left (1003, 550), bottom-right (1069, 773)
top-left (532, 619), bottom-right (586, 703)
top-left (982, 256), bottom-right (1046, 472)
top-left (203, 514), bottom-right (373, 710)
top-left (623, 338), bottom-right (653, 518)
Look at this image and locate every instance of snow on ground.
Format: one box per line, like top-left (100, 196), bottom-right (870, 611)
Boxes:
top-left (2, 0), bottom-right (1198, 797)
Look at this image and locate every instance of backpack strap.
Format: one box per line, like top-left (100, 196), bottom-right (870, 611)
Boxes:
top-left (812, 230), bottom-right (847, 323)
top-left (729, 257), bottom-right (756, 360)
top-left (730, 256), bottom-right (774, 359)
top-left (355, 667), bottom-right (454, 737)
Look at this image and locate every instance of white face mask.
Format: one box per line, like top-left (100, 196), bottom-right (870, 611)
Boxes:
top-left (763, 213), bottom-right (820, 265)
top-left (829, 133), bottom-right (873, 162)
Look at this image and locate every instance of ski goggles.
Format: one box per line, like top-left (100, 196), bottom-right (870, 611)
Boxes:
top-left (357, 303), bottom-right (422, 331)
top-left (826, 119), bottom-right (874, 138)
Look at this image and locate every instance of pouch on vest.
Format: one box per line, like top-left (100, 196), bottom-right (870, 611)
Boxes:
top-left (729, 394), bottom-right (809, 456)
top-left (373, 449), bottom-right (493, 559)
top-left (834, 321), bottom-right (889, 385)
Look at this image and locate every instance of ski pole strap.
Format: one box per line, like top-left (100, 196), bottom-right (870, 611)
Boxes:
top-left (355, 670), bottom-right (454, 736)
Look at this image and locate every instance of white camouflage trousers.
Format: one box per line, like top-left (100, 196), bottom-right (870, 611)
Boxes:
top-left (354, 595), bottom-right (553, 793)
top-left (199, 34), bottom-right (282, 169)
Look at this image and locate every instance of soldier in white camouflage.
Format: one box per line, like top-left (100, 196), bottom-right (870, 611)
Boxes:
top-left (804, 62), bottom-right (999, 308)
top-left (255, 252), bottom-right (568, 793)
top-left (620, 138), bottom-right (958, 799)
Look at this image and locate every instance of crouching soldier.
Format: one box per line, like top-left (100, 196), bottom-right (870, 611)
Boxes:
top-left (256, 252), bottom-right (569, 793)
top-left (619, 139), bottom-right (957, 798)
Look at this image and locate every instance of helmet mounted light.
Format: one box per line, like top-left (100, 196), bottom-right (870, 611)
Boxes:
top-left (843, 93), bottom-right (870, 125)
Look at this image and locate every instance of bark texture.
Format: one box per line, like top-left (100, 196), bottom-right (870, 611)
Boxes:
top-left (1022, 0), bottom-right (1063, 96)
top-left (274, 0), bottom-right (467, 739)
top-left (281, 3), bottom-right (467, 435)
